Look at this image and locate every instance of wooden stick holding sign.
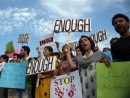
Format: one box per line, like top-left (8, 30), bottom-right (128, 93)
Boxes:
top-left (65, 32), bottom-right (70, 51)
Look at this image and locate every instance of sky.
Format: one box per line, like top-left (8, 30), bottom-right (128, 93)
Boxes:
top-left (0, 0), bottom-right (130, 57)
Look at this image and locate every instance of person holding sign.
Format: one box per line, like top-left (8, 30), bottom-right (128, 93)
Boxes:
top-left (16, 46), bottom-right (35, 98)
top-left (65, 35), bottom-right (110, 98)
top-left (35, 46), bottom-right (60, 98)
top-left (111, 14), bottom-right (130, 62)
top-left (0, 55), bottom-right (9, 98)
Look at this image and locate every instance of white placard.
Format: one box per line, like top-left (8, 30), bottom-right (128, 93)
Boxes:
top-left (39, 33), bottom-right (56, 50)
top-left (89, 29), bottom-right (107, 44)
top-left (50, 70), bottom-right (82, 98)
top-left (18, 33), bottom-right (30, 44)
top-left (26, 56), bottom-right (56, 75)
top-left (53, 19), bottom-right (91, 32)
top-left (69, 41), bottom-right (79, 51)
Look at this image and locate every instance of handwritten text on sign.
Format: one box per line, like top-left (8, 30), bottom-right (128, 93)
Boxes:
top-left (96, 62), bottom-right (130, 98)
top-left (0, 61), bottom-right (26, 89)
top-left (53, 19), bottom-right (91, 32)
top-left (39, 33), bottom-right (56, 50)
top-left (26, 56), bottom-right (56, 75)
top-left (18, 33), bottom-right (30, 44)
top-left (50, 70), bottom-right (82, 98)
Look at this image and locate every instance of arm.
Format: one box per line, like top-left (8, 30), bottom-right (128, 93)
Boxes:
top-left (65, 45), bottom-right (77, 69)
top-left (36, 47), bottom-right (42, 59)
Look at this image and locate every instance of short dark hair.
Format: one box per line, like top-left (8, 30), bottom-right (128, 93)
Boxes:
top-left (79, 35), bottom-right (95, 55)
top-left (75, 46), bottom-right (80, 50)
top-left (112, 14), bottom-right (129, 25)
top-left (22, 46), bottom-right (30, 55)
top-left (13, 53), bottom-right (22, 60)
top-left (110, 37), bottom-right (119, 45)
top-left (0, 55), bottom-right (9, 62)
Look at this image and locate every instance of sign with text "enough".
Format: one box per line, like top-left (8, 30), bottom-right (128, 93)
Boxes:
top-left (18, 33), bottom-right (30, 44)
top-left (53, 18), bottom-right (91, 32)
top-left (26, 56), bottom-right (56, 75)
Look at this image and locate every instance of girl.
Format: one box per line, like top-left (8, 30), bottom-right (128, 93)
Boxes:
top-left (65, 35), bottom-right (110, 98)
top-left (35, 46), bottom-right (59, 98)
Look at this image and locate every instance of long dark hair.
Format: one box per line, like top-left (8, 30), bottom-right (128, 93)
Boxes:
top-left (44, 46), bottom-right (53, 56)
top-left (79, 35), bottom-right (95, 55)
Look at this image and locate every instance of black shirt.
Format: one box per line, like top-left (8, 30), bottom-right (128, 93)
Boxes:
top-left (111, 36), bottom-right (130, 61)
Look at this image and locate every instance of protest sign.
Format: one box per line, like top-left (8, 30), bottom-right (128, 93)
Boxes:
top-left (53, 18), bottom-right (91, 32)
top-left (39, 33), bottom-right (56, 50)
top-left (5, 41), bottom-right (15, 53)
top-left (18, 33), bottom-right (30, 44)
top-left (89, 29), bottom-right (107, 44)
top-left (0, 61), bottom-right (26, 89)
top-left (96, 62), bottom-right (130, 98)
top-left (7, 48), bottom-right (19, 58)
top-left (50, 70), bottom-right (82, 98)
top-left (69, 41), bottom-right (79, 51)
top-left (26, 56), bottom-right (56, 75)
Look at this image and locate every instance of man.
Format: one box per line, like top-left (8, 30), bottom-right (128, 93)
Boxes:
top-left (0, 55), bottom-right (9, 98)
top-left (9, 54), bottom-right (21, 62)
top-left (13, 53), bottom-right (21, 62)
top-left (111, 13), bottom-right (130, 62)
top-left (8, 54), bottom-right (21, 98)
top-left (16, 46), bottom-right (35, 98)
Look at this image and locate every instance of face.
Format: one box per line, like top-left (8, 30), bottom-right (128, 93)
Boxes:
top-left (13, 55), bottom-right (18, 62)
top-left (103, 48), bottom-right (110, 52)
top-left (0, 57), bottom-right (6, 62)
top-left (20, 48), bottom-right (26, 57)
top-left (76, 48), bottom-right (82, 55)
top-left (43, 48), bottom-right (52, 57)
top-left (113, 17), bottom-right (129, 34)
top-left (80, 37), bottom-right (91, 51)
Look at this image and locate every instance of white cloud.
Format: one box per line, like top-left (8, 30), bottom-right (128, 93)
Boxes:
top-left (0, 7), bottom-right (54, 36)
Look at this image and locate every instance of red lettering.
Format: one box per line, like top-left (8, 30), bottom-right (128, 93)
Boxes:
top-left (39, 37), bottom-right (53, 46)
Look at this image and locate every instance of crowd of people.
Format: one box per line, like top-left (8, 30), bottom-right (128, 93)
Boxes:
top-left (0, 13), bottom-right (130, 98)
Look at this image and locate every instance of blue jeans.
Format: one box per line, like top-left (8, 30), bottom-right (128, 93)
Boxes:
top-left (16, 88), bottom-right (32, 98)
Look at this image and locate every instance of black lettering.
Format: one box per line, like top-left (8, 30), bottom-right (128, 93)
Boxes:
top-left (58, 78), bottom-right (63, 85)
top-left (26, 62), bottom-right (33, 74)
top-left (47, 57), bottom-right (53, 70)
top-left (54, 20), bottom-right (60, 33)
top-left (60, 20), bottom-right (65, 32)
top-left (78, 19), bottom-right (83, 32)
top-left (102, 29), bottom-right (107, 40)
top-left (98, 31), bottom-right (103, 42)
top-left (65, 19), bottom-right (71, 32)
top-left (54, 79), bottom-right (58, 86)
top-left (84, 19), bottom-right (91, 32)
top-left (70, 76), bottom-right (74, 83)
top-left (37, 60), bottom-right (42, 72)
top-left (32, 61), bottom-right (37, 74)
top-left (42, 58), bottom-right (48, 71)
top-left (71, 19), bottom-right (77, 32)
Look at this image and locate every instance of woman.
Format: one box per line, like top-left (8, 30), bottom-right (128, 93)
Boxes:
top-left (35, 46), bottom-right (59, 98)
top-left (60, 45), bottom-right (75, 75)
top-left (65, 35), bottom-right (110, 98)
